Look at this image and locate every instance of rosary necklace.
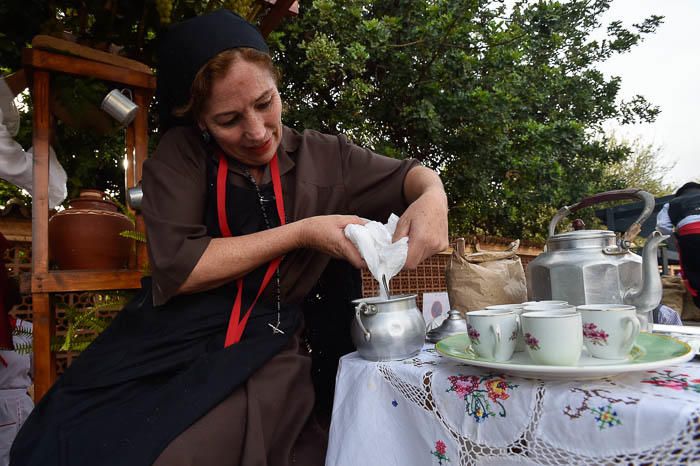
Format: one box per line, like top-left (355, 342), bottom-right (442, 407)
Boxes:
top-left (240, 166), bottom-right (284, 335)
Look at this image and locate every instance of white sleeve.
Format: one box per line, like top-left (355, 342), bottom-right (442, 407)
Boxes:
top-left (27, 145), bottom-right (68, 209)
top-left (0, 106), bottom-right (33, 191)
top-left (0, 106), bottom-right (68, 209)
top-left (656, 203), bottom-right (674, 235)
top-left (0, 77), bottom-right (20, 137)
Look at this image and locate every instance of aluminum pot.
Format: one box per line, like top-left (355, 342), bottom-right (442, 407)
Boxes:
top-left (351, 294), bottom-right (425, 361)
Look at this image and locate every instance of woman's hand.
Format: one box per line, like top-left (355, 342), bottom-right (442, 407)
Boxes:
top-left (393, 167), bottom-right (449, 268)
top-left (299, 215), bottom-right (367, 268)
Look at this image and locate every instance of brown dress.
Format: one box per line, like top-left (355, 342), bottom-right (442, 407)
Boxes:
top-left (144, 126), bottom-right (418, 465)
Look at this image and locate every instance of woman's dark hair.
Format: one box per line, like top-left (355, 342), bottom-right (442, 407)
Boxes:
top-left (173, 47), bottom-right (280, 123)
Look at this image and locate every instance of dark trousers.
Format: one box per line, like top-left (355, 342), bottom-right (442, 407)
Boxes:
top-left (677, 221), bottom-right (700, 308)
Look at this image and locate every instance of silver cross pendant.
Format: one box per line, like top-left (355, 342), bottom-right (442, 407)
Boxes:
top-left (268, 322), bottom-right (285, 335)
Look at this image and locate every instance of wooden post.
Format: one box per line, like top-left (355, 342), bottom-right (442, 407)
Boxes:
top-left (133, 89), bottom-right (150, 271)
top-left (125, 123), bottom-right (137, 270)
top-left (30, 70), bottom-right (57, 400)
top-left (260, 0), bottom-right (297, 37)
top-left (125, 124), bottom-right (136, 193)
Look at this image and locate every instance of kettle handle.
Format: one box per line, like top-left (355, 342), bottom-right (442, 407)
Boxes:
top-left (548, 189), bottom-right (655, 246)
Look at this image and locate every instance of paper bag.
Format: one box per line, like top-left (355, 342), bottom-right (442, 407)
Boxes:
top-left (446, 238), bottom-right (527, 314)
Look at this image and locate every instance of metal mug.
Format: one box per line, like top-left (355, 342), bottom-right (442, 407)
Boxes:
top-left (126, 184), bottom-right (143, 211)
top-left (101, 89), bottom-right (138, 126)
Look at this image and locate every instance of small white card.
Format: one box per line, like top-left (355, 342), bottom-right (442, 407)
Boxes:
top-left (422, 292), bottom-right (450, 323)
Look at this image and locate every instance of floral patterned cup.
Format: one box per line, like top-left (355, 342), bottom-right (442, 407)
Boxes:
top-left (520, 311), bottom-right (583, 366)
top-left (578, 305), bottom-right (640, 360)
top-left (486, 304), bottom-right (526, 352)
top-left (466, 310), bottom-right (518, 362)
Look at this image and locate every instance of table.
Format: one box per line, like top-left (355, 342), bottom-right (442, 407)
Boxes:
top-left (326, 345), bottom-right (700, 465)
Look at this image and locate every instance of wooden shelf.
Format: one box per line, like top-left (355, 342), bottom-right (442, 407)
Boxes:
top-left (22, 269), bottom-right (143, 294)
top-left (23, 43), bottom-right (155, 402)
top-left (22, 48), bottom-right (156, 88)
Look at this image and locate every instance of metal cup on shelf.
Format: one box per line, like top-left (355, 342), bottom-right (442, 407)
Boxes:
top-left (126, 183), bottom-right (143, 211)
top-left (100, 88), bottom-right (138, 126)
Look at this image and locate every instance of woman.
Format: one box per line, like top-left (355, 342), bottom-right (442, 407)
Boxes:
top-left (10, 10), bottom-right (448, 466)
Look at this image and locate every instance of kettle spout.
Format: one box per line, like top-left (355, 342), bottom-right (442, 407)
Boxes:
top-left (624, 231), bottom-right (670, 315)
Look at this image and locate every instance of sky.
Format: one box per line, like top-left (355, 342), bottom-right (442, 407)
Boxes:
top-left (597, 0), bottom-right (700, 187)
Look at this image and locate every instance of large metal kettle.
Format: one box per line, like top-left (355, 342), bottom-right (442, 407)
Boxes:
top-left (527, 189), bottom-right (669, 331)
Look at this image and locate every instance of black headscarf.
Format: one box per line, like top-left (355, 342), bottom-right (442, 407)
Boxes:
top-left (156, 9), bottom-right (269, 132)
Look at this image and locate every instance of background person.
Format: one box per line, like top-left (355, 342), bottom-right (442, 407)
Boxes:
top-left (656, 180), bottom-right (700, 308)
top-left (0, 233), bottom-right (32, 466)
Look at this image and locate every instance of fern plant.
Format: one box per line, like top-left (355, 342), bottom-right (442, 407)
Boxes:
top-left (119, 229), bottom-right (146, 243)
top-left (106, 194), bottom-right (147, 243)
top-left (1, 297), bottom-right (129, 355)
top-left (52, 295), bottom-right (128, 353)
top-left (107, 193), bottom-right (149, 272)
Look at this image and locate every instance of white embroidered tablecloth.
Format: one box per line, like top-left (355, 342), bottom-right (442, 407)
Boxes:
top-left (326, 345), bottom-right (700, 466)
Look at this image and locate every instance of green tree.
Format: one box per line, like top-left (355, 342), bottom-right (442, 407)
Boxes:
top-left (600, 136), bottom-right (674, 197)
top-left (272, 0), bottom-right (662, 240)
top-left (0, 0), bottom-right (663, 243)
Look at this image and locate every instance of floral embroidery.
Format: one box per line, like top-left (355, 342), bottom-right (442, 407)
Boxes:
top-left (467, 324), bottom-right (480, 344)
top-left (524, 333), bottom-right (540, 351)
top-left (564, 387), bottom-right (639, 430)
top-left (449, 374), bottom-right (480, 396)
top-left (590, 404), bottom-right (622, 429)
top-left (509, 329), bottom-right (518, 341)
top-left (582, 323), bottom-right (609, 346)
top-left (447, 374), bottom-right (518, 423)
top-left (431, 440), bottom-right (450, 464)
top-left (486, 378), bottom-right (511, 401)
top-left (641, 370), bottom-right (700, 393)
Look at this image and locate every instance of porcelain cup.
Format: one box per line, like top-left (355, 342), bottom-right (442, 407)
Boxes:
top-left (522, 306), bottom-right (581, 354)
top-left (577, 304), bottom-right (640, 360)
top-left (521, 300), bottom-right (569, 306)
top-left (486, 304), bottom-right (525, 311)
top-left (486, 304), bottom-right (526, 351)
top-left (521, 311), bottom-right (583, 365)
top-left (466, 310), bottom-right (518, 362)
top-left (523, 304), bottom-right (577, 314)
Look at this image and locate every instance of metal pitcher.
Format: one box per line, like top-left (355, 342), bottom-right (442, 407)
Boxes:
top-left (527, 189), bottom-right (669, 331)
top-left (351, 294), bottom-right (425, 361)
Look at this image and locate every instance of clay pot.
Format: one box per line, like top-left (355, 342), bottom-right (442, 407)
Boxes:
top-left (49, 189), bottom-right (134, 270)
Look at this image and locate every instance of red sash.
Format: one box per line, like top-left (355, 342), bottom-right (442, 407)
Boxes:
top-left (678, 221), bottom-right (700, 236)
top-left (216, 150), bottom-right (286, 347)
